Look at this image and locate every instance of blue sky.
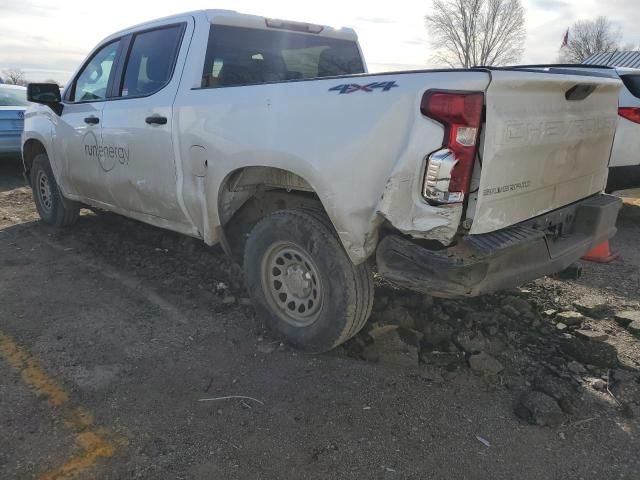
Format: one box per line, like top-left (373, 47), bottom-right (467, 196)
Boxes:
top-left (1, 0), bottom-right (639, 83)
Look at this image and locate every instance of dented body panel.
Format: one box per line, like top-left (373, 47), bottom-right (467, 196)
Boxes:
top-left (174, 63), bottom-right (490, 260)
top-left (469, 70), bottom-right (620, 235)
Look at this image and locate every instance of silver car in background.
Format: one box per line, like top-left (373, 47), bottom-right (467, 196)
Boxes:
top-left (0, 84), bottom-right (29, 159)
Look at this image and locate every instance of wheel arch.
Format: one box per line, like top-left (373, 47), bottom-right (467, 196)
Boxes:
top-left (216, 166), bottom-right (358, 262)
top-left (22, 137), bottom-right (49, 180)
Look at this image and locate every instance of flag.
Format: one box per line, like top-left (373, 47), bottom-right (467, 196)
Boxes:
top-left (561, 28), bottom-right (569, 48)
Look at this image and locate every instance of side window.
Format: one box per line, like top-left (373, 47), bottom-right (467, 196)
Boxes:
top-left (72, 40), bottom-right (120, 102)
top-left (120, 25), bottom-right (183, 98)
top-left (201, 25), bottom-right (365, 88)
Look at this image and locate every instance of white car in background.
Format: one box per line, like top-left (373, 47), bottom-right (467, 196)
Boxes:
top-left (608, 68), bottom-right (640, 191)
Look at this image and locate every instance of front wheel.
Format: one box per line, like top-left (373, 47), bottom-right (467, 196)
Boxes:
top-left (30, 153), bottom-right (79, 227)
top-left (244, 208), bottom-right (374, 353)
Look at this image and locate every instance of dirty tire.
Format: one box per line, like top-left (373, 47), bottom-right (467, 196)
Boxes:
top-left (244, 208), bottom-right (374, 353)
top-left (30, 153), bottom-right (79, 227)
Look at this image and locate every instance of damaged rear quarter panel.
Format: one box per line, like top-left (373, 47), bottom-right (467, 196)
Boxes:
top-left (376, 172), bottom-right (464, 244)
top-left (174, 70), bottom-right (490, 264)
top-left (374, 75), bottom-right (489, 248)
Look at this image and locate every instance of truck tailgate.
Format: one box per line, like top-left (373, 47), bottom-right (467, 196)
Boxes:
top-left (470, 70), bottom-right (621, 235)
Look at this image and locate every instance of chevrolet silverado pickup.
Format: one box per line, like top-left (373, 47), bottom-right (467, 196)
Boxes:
top-left (23, 10), bottom-right (623, 352)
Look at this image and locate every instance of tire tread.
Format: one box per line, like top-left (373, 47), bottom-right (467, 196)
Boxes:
top-left (244, 207), bottom-right (374, 351)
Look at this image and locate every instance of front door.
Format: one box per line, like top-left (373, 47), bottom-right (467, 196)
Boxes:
top-left (99, 19), bottom-right (192, 224)
top-left (54, 39), bottom-right (121, 204)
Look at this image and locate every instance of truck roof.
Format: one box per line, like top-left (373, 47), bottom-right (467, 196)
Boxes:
top-left (105, 9), bottom-right (358, 43)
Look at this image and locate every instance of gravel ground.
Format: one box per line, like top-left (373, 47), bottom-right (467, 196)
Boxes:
top-left (1, 158), bottom-right (639, 479)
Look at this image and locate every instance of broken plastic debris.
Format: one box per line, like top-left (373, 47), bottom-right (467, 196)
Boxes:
top-left (475, 435), bottom-right (491, 447)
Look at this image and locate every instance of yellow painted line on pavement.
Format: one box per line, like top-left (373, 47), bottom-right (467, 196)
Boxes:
top-left (0, 333), bottom-right (69, 406)
top-left (0, 332), bottom-right (115, 479)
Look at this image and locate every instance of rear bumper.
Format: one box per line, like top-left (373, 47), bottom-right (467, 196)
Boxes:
top-left (376, 194), bottom-right (622, 297)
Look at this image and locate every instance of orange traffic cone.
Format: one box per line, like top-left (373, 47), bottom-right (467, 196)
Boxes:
top-left (581, 240), bottom-right (619, 263)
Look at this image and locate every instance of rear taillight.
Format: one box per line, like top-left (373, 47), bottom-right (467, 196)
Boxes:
top-left (420, 91), bottom-right (484, 204)
top-left (619, 107), bottom-right (640, 124)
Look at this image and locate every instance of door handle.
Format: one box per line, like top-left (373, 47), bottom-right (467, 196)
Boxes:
top-left (145, 115), bottom-right (167, 125)
top-left (84, 116), bottom-right (99, 125)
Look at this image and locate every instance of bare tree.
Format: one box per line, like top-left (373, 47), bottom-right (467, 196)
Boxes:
top-left (559, 17), bottom-right (622, 63)
top-left (2, 68), bottom-right (27, 86)
top-left (425, 0), bottom-right (526, 68)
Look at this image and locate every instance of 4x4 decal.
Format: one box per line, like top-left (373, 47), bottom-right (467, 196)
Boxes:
top-left (329, 81), bottom-right (398, 94)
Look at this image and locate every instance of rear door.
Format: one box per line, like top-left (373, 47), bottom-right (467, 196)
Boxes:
top-left (99, 17), bottom-right (192, 223)
top-left (470, 69), bottom-right (621, 234)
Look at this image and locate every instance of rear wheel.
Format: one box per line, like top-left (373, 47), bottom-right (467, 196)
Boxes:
top-left (30, 153), bottom-right (79, 227)
top-left (244, 208), bottom-right (374, 352)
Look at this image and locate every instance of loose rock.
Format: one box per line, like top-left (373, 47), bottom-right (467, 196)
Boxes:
top-left (515, 391), bottom-right (565, 427)
top-left (423, 322), bottom-right (454, 351)
top-left (502, 295), bottom-right (533, 316)
top-left (560, 337), bottom-right (618, 368)
top-left (454, 330), bottom-right (487, 354)
top-left (610, 370), bottom-right (640, 405)
top-left (556, 311), bottom-right (585, 326)
top-left (421, 350), bottom-right (463, 370)
top-left (454, 326), bottom-right (508, 355)
top-left (502, 304), bottom-right (521, 319)
top-left (567, 361), bottom-right (586, 375)
top-left (222, 295), bottom-right (236, 305)
top-left (468, 352), bottom-right (504, 376)
top-left (361, 327), bottom-right (420, 368)
top-left (533, 374), bottom-right (578, 414)
top-left (627, 321), bottom-right (640, 337)
top-left (376, 305), bottom-right (417, 330)
top-left (552, 263), bottom-right (582, 280)
top-left (575, 329), bottom-right (608, 342)
top-left (257, 342), bottom-right (277, 354)
top-left (613, 310), bottom-right (640, 327)
top-left (572, 301), bottom-right (614, 319)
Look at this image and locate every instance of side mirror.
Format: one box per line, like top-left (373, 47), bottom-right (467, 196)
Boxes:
top-left (27, 83), bottom-right (63, 115)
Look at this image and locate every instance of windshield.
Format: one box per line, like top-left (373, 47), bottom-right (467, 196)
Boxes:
top-left (0, 85), bottom-right (30, 106)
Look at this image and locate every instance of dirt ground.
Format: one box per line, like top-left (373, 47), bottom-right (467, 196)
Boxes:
top-left (1, 157), bottom-right (639, 480)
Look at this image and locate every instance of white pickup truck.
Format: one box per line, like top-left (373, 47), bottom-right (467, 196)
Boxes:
top-left (23, 10), bottom-right (622, 352)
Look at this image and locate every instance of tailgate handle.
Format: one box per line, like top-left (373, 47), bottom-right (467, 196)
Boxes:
top-left (565, 84), bottom-right (597, 101)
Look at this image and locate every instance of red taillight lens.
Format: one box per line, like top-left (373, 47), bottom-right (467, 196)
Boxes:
top-left (421, 91), bottom-right (484, 197)
top-left (619, 107), bottom-right (640, 124)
